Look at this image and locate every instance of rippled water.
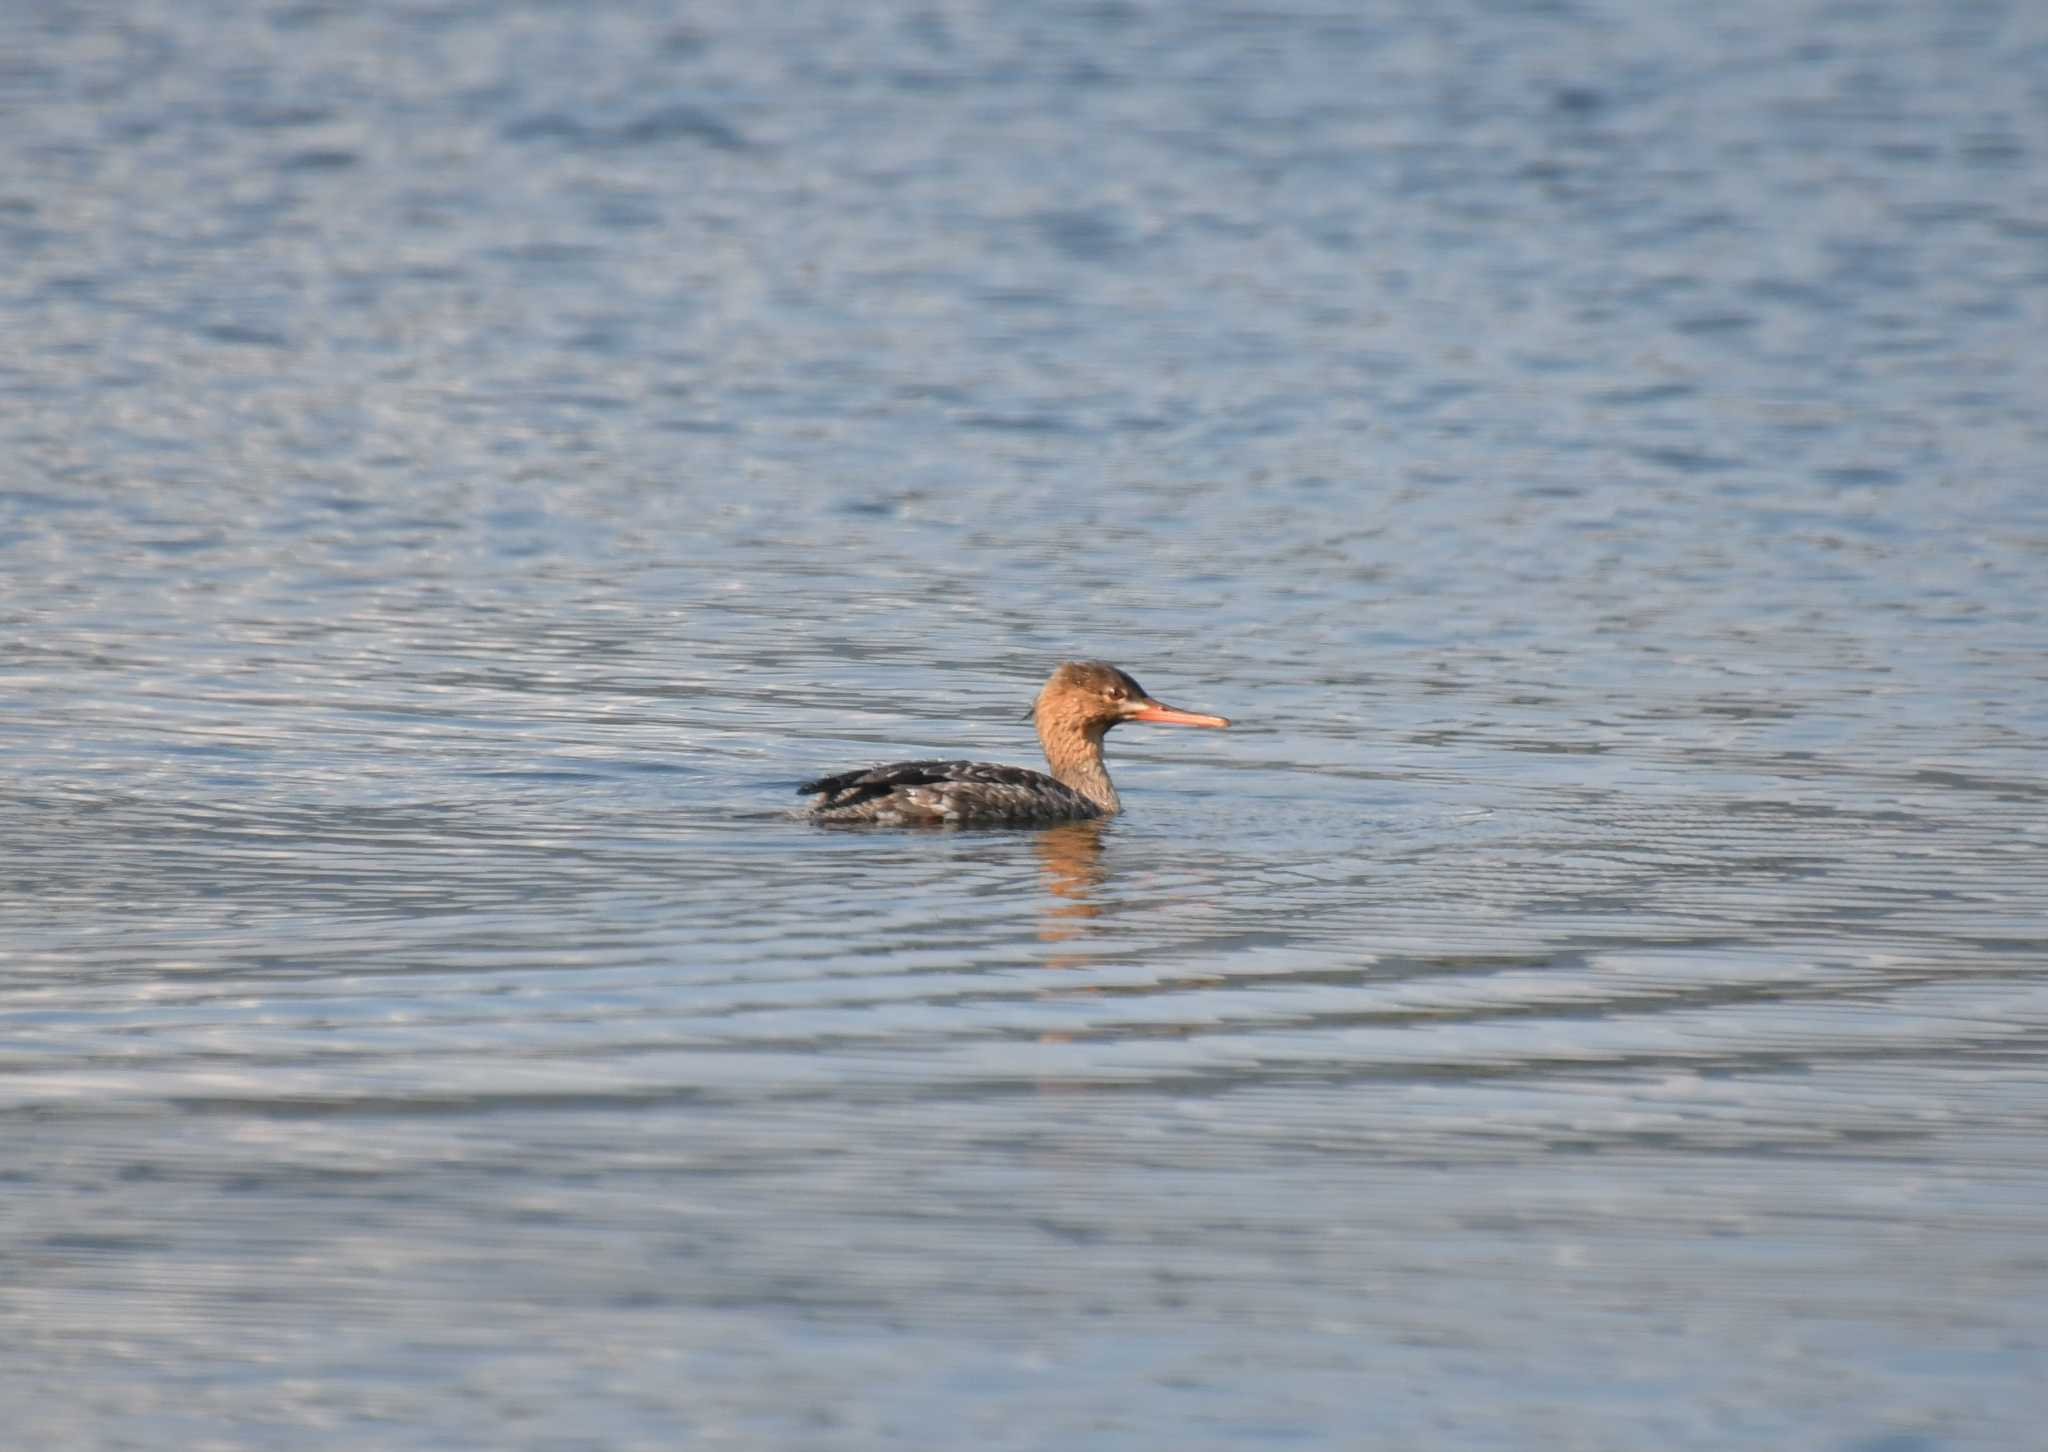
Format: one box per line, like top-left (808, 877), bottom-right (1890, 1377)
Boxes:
top-left (5, 0), bottom-right (2046, 1447)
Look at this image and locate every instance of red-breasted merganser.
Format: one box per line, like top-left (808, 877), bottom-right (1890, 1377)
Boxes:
top-left (799, 660), bottom-right (1230, 825)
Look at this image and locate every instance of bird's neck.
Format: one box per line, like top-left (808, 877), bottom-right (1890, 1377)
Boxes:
top-left (1039, 719), bottom-right (1120, 815)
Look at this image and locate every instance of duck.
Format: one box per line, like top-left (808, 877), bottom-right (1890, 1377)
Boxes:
top-left (798, 660), bottom-right (1229, 825)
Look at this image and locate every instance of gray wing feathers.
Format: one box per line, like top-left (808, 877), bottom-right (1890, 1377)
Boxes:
top-left (798, 759), bottom-right (1099, 823)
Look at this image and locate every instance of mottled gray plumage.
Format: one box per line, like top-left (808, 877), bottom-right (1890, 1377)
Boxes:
top-left (798, 760), bottom-right (1102, 824)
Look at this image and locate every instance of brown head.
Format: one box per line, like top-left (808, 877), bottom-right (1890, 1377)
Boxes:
top-left (1025, 661), bottom-right (1228, 814)
top-left (1030, 660), bottom-right (1231, 743)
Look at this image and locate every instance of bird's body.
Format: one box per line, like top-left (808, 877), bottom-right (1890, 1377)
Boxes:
top-left (797, 759), bottom-right (1102, 825)
top-left (798, 661), bottom-right (1229, 827)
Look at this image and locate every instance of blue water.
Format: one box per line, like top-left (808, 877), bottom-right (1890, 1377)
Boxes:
top-left (3, 1), bottom-right (2045, 1447)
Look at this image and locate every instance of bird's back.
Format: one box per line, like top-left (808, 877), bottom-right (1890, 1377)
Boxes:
top-left (798, 759), bottom-right (1103, 825)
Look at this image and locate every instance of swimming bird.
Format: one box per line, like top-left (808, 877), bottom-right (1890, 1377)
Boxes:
top-left (798, 660), bottom-right (1229, 825)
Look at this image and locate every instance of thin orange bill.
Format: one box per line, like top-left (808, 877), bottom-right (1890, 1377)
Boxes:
top-left (1127, 701), bottom-right (1230, 728)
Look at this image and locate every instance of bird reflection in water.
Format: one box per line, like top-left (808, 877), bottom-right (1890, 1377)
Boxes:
top-left (1034, 818), bottom-right (1108, 948)
top-left (1032, 820), bottom-right (1109, 1047)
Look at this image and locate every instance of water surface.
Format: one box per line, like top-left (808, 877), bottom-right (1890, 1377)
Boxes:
top-left (3, 1), bottom-right (2046, 1447)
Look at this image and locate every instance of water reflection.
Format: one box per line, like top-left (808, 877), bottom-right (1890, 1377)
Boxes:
top-left (1032, 819), bottom-right (1108, 949)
